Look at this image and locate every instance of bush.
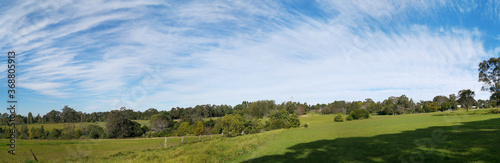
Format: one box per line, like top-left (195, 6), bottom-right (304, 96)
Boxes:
top-left (349, 109), bottom-right (370, 120)
top-left (288, 113), bottom-right (301, 128)
top-left (303, 123), bottom-right (308, 128)
top-left (334, 114), bottom-right (344, 122)
top-left (488, 108), bottom-right (500, 114)
top-left (346, 115), bottom-right (353, 121)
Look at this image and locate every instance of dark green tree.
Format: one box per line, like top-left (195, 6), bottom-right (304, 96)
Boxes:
top-left (45, 110), bottom-right (61, 123)
top-left (61, 105), bottom-right (78, 123)
top-left (449, 94), bottom-right (458, 110)
top-left (105, 110), bottom-right (142, 138)
top-left (288, 113), bottom-right (300, 128)
top-left (458, 89), bottom-right (475, 112)
top-left (440, 102), bottom-right (452, 111)
top-left (27, 112), bottom-right (33, 124)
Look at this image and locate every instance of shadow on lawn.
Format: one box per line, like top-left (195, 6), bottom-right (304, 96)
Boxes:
top-left (244, 117), bottom-right (500, 163)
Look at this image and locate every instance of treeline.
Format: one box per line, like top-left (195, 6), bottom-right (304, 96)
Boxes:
top-left (0, 92), bottom-right (491, 140)
top-left (0, 100), bottom-right (310, 126)
top-left (0, 107), bottom-right (301, 140)
top-left (320, 94), bottom-right (490, 115)
top-left (1, 93), bottom-right (492, 126)
top-left (0, 124), bottom-right (109, 140)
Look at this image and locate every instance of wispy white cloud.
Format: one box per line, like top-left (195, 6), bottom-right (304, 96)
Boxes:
top-left (0, 0), bottom-right (497, 114)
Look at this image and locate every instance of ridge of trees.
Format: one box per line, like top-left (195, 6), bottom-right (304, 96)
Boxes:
top-left (1, 93), bottom-right (495, 127)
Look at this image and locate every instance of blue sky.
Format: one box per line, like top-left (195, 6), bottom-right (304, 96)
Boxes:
top-left (0, 0), bottom-right (499, 116)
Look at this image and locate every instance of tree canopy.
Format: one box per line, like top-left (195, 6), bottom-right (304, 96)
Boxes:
top-left (478, 57), bottom-right (500, 105)
top-left (458, 89), bottom-right (475, 112)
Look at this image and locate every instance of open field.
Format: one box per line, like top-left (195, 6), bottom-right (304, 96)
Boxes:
top-left (0, 135), bottom-right (221, 162)
top-left (2, 109), bottom-right (500, 162)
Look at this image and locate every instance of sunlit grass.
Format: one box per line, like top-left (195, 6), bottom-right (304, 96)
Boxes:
top-left (2, 109), bottom-right (500, 162)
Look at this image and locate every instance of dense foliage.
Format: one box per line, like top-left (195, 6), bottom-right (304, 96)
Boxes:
top-left (349, 109), bottom-right (370, 120)
top-left (334, 114), bottom-right (344, 122)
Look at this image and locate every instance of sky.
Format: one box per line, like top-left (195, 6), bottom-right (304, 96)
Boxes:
top-left (0, 0), bottom-right (499, 116)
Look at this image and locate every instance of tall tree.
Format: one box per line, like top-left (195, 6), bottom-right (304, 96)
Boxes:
top-left (61, 106), bottom-right (78, 123)
top-left (478, 57), bottom-right (500, 106)
top-left (449, 94), bottom-right (458, 110)
top-left (106, 110), bottom-right (142, 138)
top-left (36, 114), bottom-right (42, 123)
top-left (149, 112), bottom-right (173, 132)
top-left (27, 112), bottom-right (33, 124)
top-left (458, 89), bottom-right (475, 112)
top-left (45, 110), bottom-right (61, 123)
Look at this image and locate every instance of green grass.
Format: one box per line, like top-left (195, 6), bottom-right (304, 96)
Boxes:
top-left (2, 109), bottom-right (500, 162)
top-left (0, 135), bottom-right (220, 162)
top-left (103, 130), bottom-right (282, 163)
top-left (236, 110), bottom-right (500, 162)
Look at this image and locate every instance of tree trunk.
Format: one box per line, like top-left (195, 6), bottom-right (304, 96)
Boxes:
top-left (164, 137), bottom-right (167, 148)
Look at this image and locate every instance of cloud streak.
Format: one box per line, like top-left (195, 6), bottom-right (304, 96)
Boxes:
top-left (0, 0), bottom-right (497, 115)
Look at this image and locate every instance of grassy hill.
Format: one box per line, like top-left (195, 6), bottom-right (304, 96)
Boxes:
top-left (1, 109), bottom-right (500, 162)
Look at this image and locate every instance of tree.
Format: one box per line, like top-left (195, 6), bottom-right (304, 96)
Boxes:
top-left (50, 128), bottom-right (61, 139)
top-left (288, 113), bottom-right (300, 128)
top-left (479, 58), bottom-right (500, 106)
top-left (28, 112), bottom-right (33, 124)
top-left (149, 113), bottom-right (173, 133)
top-left (295, 105), bottom-right (306, 115)
top-left (45, 110), bottom-right (61, 123)
top-left (268, 110), bottom-right (290, 130)
top-left (29, 127), bottom-right (36, 139)
top-left (433, 96), bottom-right (449, 106)
top-left (36, 114), bottom-right (42, 123)
top-left (61, 105), bottom-right (78, 123)
top-left (458, 89), bottom-right (475, 112)
top-left (177, 122), bottom-right (190, 136)
top-left (193, 121), bottom-right (204, 140)
top-left (211, 114), bottom-right (245, 137)
top-left (38, 125), bottom-right (45, 139)
top-left (449, 94), bottom-right (458, 110)
top-left (440, 102), bottom-right (451, 111)
top-left (105, 110), bottom-right (142, 138)
top-left (397, 95), bottom-right (410, 114)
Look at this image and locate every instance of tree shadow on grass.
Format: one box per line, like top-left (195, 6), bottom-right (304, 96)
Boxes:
top-left (244, 117), bottom-right (500, 163)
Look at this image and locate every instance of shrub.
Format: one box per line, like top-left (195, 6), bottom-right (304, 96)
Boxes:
top-left (349, 109), bottom-right (370, 120)
top-left (303, 123), bottom-right (308, 128)
top-left (346, 115), bottom-right (353, 121)
top-left (288, 113), bottom-right (301, 128)
top-left (334, 114), bottom-right (344, 122)
top-left (488, 108), bottom-right (500, 114)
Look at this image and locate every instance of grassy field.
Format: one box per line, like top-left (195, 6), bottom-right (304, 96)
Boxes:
top-left (0, 135), bottom-right (221, 162)
top-left (1, 109), bottom-right (500, 162)
top-left (237, 110), bottom-right (500, 162)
